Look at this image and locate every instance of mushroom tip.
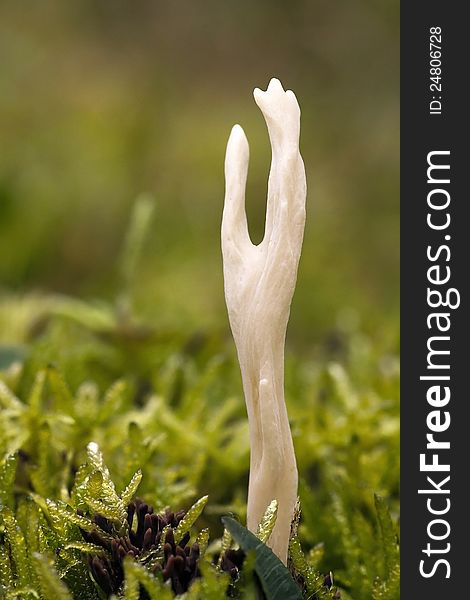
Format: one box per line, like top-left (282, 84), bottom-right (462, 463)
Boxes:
top-left (227, 124), bottom-right (249, 154)
top-left (267, 77), bottom-right (283, 91)
top-left (253, 78), bottom-right (284, 97)
top-left (253, 79), bottom-right (291, 115)
top-left (231, 123), bottom-right (244, 135)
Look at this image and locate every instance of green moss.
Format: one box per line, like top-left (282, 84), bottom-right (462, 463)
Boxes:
top-left (0, 308), bottom-right (399, 599)
top-left (0, 195), bottom-right (399, 599)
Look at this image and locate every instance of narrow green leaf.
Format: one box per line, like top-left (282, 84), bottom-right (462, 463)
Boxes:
top-left (53, 505), bottom-right (113, 541)
top-left (0, 543), bottom-right (13, 590)
top-left (63, 562), bottom-right (101, 600)
top-left (99, 379), bottom-right (128, 422)
top-left (84, 443), bottom-right (126, 525)
top-left (75, 382), bottom-right (99, 421)
top-left (196, 528), bottom-right (210, 557)
top-left (29, 423), bottom-right (54, 498)
top-left (174, 495), bottom-right (208, 543)
top-left (46, 366), bottom-right (73, 412)
top-left (27, 369), bottom-right (47, 415)
top-left (217, 527), bottom-right (232, 568)
top-left (374, 494), bottom-right (400, 598)
top-left (119, 194), bottom-right (156, 292)
top-left (308, 543), bottom-right (325, 569)
top-left (86, 442), bottom-right (109, 477)
top-left (374, 494), bottom-right (399, 575)
top-left (32, 553), bottom-right (72, 600)
top-left (122, 561), bottom-right (139, 600)
top-left (64, 542), bottom-right (110, 557)
top-left (120, 470), bottom-right (142, 507)
top-left (16, 500), bottom-right (40, 557)
top-left (0, 454), bottom-right (17, 509)
top-left (0, 381), bottom-right (23, 411)
top-left (256, 500), bottom-right (278, 544)
top-left (1, 506), bottom-right (30, 589)
top-left (289, 536), bottom-right (327, 598)
top-left (222, 517), bottom-right (302, 600)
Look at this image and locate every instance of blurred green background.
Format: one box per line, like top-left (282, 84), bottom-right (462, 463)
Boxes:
top-left (0, 0), bottom-right (399, 349)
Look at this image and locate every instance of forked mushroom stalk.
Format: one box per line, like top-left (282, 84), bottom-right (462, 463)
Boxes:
top-left (222, 78), bottom-right (307, 564)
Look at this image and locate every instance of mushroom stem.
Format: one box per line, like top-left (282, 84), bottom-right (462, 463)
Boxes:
top-left (221, 78), bottom-right (307, 564)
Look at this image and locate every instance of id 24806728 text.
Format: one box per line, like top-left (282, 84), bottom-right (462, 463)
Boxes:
top-left (429, 27), bottom-right (443, 115)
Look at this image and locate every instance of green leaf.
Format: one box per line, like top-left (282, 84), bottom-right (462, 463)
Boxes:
top-left (52, 504), bottom-right (113, 541)
top-left (0, 381), bottom-right (23, 411)
top-left (99, 379), bottom-right (128, 422)
top-left (46, 366), bottom-right (73, 412)
top-left (62, 562), bottom-right (101, 600)
top-left (48, 297), bottom-right (117, 332)
top-left (289, 536), bottom-right (334, 599)
top-left (27, 369), bottom-right (47, 414)
top-left (64, 542), bottom-right (110, 557)
top-left (86, 442), bottom-right (109, 477)
top-left (256, 500), bottom-right (278, 544)
top-left (0, 453), bottom-right (17, 509)
top-left (120, 470), bottom-right (142, 506)
top-left (174, 495), bottom-right (208, 544)
top-left (1, 506), bottom-right (30, 589)
top-left (119, 194), bottom-right (156, 295)
top-left (221, 517), bottom-right (302, 600)
top-left (29, 423), bottom-right (55, 498)
top-left (196, 528), bottom-right (210, 557)
top-left (84, 442), bottom-right (126, 525)
top-left (217, 527), bottom-right (232, 568)
top-left (0, 543), bottom-right (13, 590)
top-left (123, 558), bottom-right (172, 600)
top-left (308, 544), bottom-right (325, 569)
top-left (374, 494), bottom-right (399, 574)
top-left (374, 494), bottom-right (400, 599)
top-left (32, 553), bottom-right (72, 600)
top-left (16, 499), bottom-right (40, 557)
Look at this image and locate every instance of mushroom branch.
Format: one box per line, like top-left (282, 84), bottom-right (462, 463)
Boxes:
top-left (221, 78), bottom-right (307, 564)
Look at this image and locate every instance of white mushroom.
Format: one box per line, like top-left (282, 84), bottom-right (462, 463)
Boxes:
top-left (222, 78), bottom-right (307, 564)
